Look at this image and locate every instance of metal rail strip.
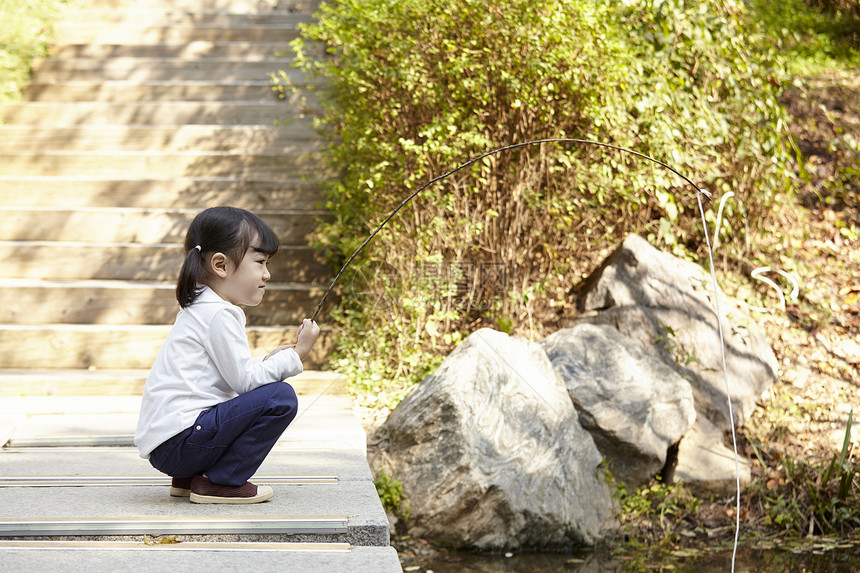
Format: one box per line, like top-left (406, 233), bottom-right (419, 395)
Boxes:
top-left (7, 435), bottom-right (134, 448)
top-left (0, 540), bottom-right (353, 552)
top-left (0, 516), bottom-right (350, 536)
top-left (0, 475), bottom-right (338, 487)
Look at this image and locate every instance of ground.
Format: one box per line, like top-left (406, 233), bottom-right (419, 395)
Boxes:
top-left (738, 69), bottom-right (859, 462)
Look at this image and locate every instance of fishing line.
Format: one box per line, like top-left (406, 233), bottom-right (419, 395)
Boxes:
top-left (304, 137), bottom-right (741, 569)
top-left (698, 191), bottom-right (741, 573)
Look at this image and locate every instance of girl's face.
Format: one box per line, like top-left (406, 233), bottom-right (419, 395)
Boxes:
top-left (216, 245), bottom-right (272, 307)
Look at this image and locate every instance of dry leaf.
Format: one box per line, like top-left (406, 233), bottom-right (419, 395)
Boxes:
top-left (143, 535), bottom-right (181, 546)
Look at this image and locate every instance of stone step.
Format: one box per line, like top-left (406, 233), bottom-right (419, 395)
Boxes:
top-left (0, 241), bottom-right (331, 282)
top-left (0, 125), bottom-right (318, 152)
top-left (0, 408), bottom-right (363, 464)
top-left (49, 41), bottom-right (295, 60)
top-left (55, 25), bottom-right (304, 45)
top-left (0, 449), bottom-right (367, 483)
top-left (23, 81), bottom-right (298, 102)
top-left (0, 151), bottom-right (324, 179)
top-left (31, 58), bottom-right (303, 83)
top-left (59, 9), bottom-right (314, 27)
top-left (0, 279), bottom-right (332, 326)
top-left (54, 19), bottom-right (307, 44)
top-left (0, 324), bottom-right (334, 370)
top-left (78, 0), bottom-right (319, 9)
top-left (0, 542), bottom-right (402, 573)
top-left (0, 369), bottom-right (345, 397)
top-left (0, 480), bottom-right (385, 543)
top-left (0, 102), bottom-right (314, 129)
top-left (0, 373), bottom-right (346, 405)
top-left (0, 370), bottom-right (150, 397)
top-left (0, 398), bottom-right (362, 452)
top-left (0, 392), bottom-right (362, 449)
top-left (0, 177), bottom-right (323, 209)
top-left (79, 0), bottom-right (319, 12)
top-left (3, 207), bottom-right (337, 244)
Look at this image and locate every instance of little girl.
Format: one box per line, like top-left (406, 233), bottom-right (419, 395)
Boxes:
top-left (134, 206), bottom-right (320, 504)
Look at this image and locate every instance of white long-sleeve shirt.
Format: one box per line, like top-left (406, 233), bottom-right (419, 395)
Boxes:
top-left (134, 286), bottom-right (302, 459)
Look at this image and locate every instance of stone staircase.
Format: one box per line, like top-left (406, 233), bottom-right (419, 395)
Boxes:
top-left (0, 0), bottom-right (399, 569)
top-left (0, 0), bottom-right (335, 396)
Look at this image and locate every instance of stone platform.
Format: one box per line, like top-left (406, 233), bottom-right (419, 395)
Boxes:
top-left (0, 375), bottom-right (401, 571)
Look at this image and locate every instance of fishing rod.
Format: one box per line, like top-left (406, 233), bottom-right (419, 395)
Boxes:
top-left (300, 137), bottom-right (741, 571)
top-left (310, 137), bottom-right (712, 323)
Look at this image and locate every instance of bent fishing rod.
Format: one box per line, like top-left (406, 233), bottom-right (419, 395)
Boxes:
top-left (299, 137), bottom-right (741, 571)
top-left (309, 137), bottom-right (712, 323)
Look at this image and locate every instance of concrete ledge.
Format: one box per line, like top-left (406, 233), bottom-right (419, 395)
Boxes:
top-left (0, 542), bottom-right (402, 573)
top-left (0, 516), bottom-right (349, 536)
top-left (1, 392), bottom-right (365, 451)
top-left (0, 480), bottom-right (389, 545)
top-left (0, 447), bottom-right (373, 482)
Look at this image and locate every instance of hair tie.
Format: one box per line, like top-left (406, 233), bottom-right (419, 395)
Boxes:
top-left (194, 245), bottom-right (202, 252)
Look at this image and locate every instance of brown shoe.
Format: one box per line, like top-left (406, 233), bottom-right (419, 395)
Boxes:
top-left (169, 476), bottom-right (194, 497)
top-left (189, 475), bottom-right (274, 504)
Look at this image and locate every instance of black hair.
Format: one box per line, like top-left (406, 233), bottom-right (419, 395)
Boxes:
top-left (176, 206), bottom-right (280, 308)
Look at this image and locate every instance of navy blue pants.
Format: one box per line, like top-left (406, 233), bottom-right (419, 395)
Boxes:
top-left (148, 381), bottom-right (298, 487)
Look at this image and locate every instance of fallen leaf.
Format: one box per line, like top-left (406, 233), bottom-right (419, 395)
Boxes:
top-left (143, 535), bottom-right (181, 546)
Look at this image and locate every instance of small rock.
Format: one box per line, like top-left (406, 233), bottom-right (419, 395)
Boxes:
top-left (834, 338), bottom-right (860, 364)
top-left (674, 417), bottom-right (751, 497)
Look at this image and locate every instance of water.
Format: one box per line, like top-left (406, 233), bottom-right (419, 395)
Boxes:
top-left (404, 544), bottom-right (860, 572)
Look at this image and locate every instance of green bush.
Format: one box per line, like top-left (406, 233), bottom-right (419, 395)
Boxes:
top-left (374, 468), bottom-right (410, 519)
top-left (0, 0), bottom-right (74, 102)
top-left (747, 0), bottom-right (860, 74)
top-left (282, 0), bottom-right (796, 405)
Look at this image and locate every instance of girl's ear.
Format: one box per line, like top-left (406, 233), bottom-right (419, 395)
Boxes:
top-left (209, 252), bottom-right (229, 278)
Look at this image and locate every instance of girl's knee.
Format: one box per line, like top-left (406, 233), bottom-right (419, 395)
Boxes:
top-left (268, 382), bottom-right (298, 422)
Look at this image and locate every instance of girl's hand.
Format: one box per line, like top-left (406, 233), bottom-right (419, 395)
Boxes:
top-left (294, 318), bottom-right (321, 362)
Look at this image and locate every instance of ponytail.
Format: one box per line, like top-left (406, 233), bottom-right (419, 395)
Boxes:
top-left (176, 244), bottom-right (207, 308)
top-left (175, 206), bottom-right (280, 308)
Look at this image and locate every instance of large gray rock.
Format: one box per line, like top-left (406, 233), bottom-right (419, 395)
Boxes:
top-left (540, 323), bottom-right (696, 488)
top-left (371, 328), bottom-right (615, 550)
top-left (572, 234), bottom-right (778, 431)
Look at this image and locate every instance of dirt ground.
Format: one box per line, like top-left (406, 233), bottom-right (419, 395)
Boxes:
top-left (738, 69), bottom-right (859, 462)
